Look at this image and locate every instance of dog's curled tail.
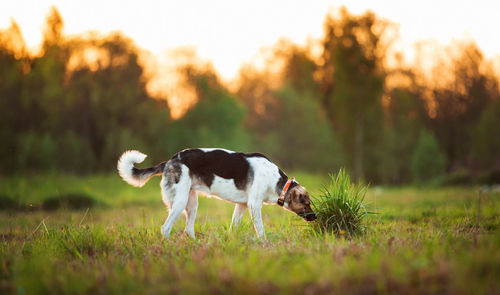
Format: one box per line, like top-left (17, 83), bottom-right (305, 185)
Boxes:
top-left (117, 150), bottom-right (166, 187)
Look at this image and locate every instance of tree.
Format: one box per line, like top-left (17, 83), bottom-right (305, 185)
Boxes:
top-left (1, 7), bottom-right (172, 173)
top-left (262, 86), bottom-right (343, 171)
top-left (423, 43), bottom-right (500, 171)
top-left (0, 21), bottom-right (27, 172)
top-left (318, 8), bottom-right (388, 181)
top-left (380, 88), bottom-right (425, 184)
top-left (470, 99), bottom-right (500, 182)
top-left (64, 33), bottom-right (168, 170)
top-left (169, 64), bottom-right (251, 152)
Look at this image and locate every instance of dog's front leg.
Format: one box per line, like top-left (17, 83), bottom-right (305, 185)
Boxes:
top-left (248, 200), bottom-right (266, 239)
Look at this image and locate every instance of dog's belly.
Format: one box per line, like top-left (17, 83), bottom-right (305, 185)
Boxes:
top-left (193, 175), bottom-right (248, 203)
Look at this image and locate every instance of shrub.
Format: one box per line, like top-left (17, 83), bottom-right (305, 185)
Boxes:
top-left (41, 193), bottom-right (96, 211)
top-left (470, 100), bottom-right (500, 171)
top-left (411, 130), bottom-right (447, 186)
top-left (0, 195), bottom-right (23, 210)
top-left (311, 169), bottom-right (371, 236)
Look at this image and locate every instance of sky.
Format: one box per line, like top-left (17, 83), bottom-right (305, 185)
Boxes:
top-left (1, 0), bottom-right (499, 80)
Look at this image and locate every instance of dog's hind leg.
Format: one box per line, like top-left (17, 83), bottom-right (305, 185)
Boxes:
top-left (183, 189), bottom-right (198, 239)
top-left (230, 203), bottom-right (247, 231)
top-left (160, 166), bottom-right (191, 239)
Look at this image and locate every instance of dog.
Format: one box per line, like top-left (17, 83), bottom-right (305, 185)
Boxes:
top-left (117, 148), bottom-right (316, 239)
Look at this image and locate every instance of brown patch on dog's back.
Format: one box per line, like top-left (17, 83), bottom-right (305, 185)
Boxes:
top-left (173, 149), bottom-right (259, 190)
top-left (164, 163), bottom-right (182, 186)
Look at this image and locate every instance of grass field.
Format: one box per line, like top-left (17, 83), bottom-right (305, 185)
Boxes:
top-left (1, 173), bottom-right (499, 294)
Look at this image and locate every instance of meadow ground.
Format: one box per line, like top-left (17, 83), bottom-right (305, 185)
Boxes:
top-left (0, 173), bottom-right (499, 294)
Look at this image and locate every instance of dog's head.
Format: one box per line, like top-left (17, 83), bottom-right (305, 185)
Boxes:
top-left (285, 185), bottom-right (317, 221)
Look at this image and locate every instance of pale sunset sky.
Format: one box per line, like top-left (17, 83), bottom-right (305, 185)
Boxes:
top-left (1, 0), bottom-right (499, 80)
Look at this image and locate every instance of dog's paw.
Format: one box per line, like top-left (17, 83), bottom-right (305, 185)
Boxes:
top-left (184, 230), bottom-right (196, 240)
top-left (160, 227), bottom-right (170, 240)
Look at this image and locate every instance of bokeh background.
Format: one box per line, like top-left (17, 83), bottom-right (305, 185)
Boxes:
top-left (1, 1), bottom-right (499, 185)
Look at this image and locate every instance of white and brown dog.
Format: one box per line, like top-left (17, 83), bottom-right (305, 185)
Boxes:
top-left (117, 148), bottom-right (316, 239)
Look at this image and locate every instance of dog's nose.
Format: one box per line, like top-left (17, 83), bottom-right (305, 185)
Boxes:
top-left (305, 213), bottom-right (317, 221)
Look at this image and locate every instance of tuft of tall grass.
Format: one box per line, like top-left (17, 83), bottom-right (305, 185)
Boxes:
top-left (311, 169), bottom-right (372, 236)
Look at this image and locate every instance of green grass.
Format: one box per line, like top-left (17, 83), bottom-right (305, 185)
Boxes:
top-left (311, 169), bottom-right (371, 236)
top-left (1, 173), bottom-right (499, 294)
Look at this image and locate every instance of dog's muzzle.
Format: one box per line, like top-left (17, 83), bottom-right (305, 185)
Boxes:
top-left (300, 212), bottom-right (317, 221)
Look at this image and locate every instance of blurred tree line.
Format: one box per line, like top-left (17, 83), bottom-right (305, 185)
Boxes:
top-left (1, 7), bottom-right (499, 185)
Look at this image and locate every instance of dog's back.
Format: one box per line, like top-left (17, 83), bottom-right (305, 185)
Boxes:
top-left (170, 148), bottom-right (271, 191)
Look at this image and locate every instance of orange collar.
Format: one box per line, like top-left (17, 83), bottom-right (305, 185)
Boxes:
top-left (277, 177), bottom-right (294, 206)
